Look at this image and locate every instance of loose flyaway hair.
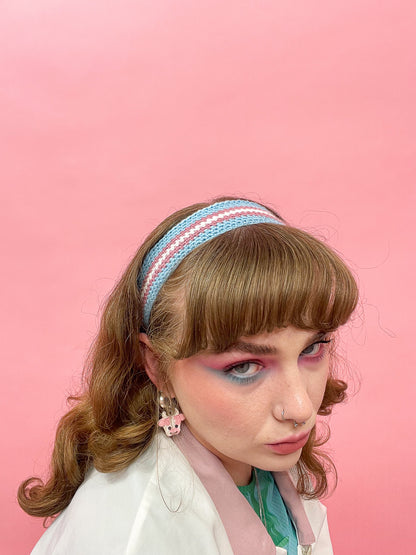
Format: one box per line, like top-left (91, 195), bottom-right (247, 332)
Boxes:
top-left (18, 197), bottom-right (358, 519)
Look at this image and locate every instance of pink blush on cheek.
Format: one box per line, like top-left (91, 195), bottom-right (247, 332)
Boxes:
top-left (186, 388), bottom-right (234, 421)
top-left (171, 368), bottom-right (243, 432)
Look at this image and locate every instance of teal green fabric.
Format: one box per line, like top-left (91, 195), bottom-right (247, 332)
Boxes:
top-left (237, 469), bottom-right (298, 555)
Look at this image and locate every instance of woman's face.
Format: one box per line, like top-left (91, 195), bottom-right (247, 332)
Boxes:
top-left (168, 326), bottom-right (331, 485)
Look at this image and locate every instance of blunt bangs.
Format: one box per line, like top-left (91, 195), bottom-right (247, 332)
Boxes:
top-left (169, 223), bottom-right (358, 359)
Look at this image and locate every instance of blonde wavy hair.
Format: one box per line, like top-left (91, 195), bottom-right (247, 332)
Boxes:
top-left (18, 196), bottom-right (358, 519)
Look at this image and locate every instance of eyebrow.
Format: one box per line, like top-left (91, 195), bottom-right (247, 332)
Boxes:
top-left (223, 342), bottom-right (278, 355)
top-left (221, 331), bottom-right (328, 356)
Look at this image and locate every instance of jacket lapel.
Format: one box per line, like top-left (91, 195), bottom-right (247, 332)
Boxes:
top-left (174, 425), bottom-right (318, 553)
top-left (272, 472), bottom-right (315, 547)
top-left (174, 425), bottom-right (277, 555)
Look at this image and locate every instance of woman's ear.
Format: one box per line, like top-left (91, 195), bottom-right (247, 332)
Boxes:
top-left (139, 333), bottom-right (164, 389)
top-left (139, 333), bottom-right (177, 400)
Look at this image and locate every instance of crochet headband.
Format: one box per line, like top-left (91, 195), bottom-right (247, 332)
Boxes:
top-left (138, 199), bottom-right (284, 328)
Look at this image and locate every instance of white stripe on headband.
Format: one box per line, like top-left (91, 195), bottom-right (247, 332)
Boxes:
top-left (137, 200), bottom-right (284, 327)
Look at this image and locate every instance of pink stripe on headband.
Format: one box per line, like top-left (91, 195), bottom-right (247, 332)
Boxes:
top-left (141, 205), bottom-right (275, 305)
top-left (138, 199), bottom-right (285, 327)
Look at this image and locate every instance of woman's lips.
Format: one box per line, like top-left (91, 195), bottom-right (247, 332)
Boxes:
top-left (265, 431), bottom-right (310, 455)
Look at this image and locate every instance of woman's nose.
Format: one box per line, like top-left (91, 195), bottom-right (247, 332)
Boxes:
top-left (272, 366), bottom-right (314, 425)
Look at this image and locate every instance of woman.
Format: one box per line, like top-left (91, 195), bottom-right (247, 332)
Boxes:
top-left (19, 197), bottom-right (358, 554)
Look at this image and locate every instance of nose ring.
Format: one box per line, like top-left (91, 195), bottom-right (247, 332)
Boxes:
top-left (282, 409), bottom-right (305, 428)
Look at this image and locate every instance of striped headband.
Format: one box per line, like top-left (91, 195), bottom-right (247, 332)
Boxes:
top-left (138, 199), bottom-right (284, 328)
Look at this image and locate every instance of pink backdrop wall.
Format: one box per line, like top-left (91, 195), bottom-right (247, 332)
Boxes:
top-left (1, 1), bottom-right (415, 553)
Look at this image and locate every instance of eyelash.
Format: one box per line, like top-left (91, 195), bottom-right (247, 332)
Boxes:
top-left (300, 339), bottom-right (332, 359)
top-left (223, 339), bottom-right (332, 385)
top-left (223, 362), bottom-right (262, 385)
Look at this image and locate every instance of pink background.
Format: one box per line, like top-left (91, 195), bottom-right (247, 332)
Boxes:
top-left (1, 1), bottom-right (415, 553)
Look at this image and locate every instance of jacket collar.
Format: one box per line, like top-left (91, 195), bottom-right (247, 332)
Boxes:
top-left (174, 424), bottom-right (315, 554)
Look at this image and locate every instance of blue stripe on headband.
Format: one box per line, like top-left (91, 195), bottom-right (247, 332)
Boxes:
top-left (138, 200), bottom-right (284, 327)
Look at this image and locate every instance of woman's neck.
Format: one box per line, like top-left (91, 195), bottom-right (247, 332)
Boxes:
top-left (220, 459), bottom-right (253, 486)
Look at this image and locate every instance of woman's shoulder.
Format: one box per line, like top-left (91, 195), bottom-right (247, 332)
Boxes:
top-left (31, 434), bottom-right (230, 555)
top-left (31, 439), bottom-right (160, 554)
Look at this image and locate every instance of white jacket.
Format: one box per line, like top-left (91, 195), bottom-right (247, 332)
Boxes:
top-left (32, 426), bottom-right (333, 555)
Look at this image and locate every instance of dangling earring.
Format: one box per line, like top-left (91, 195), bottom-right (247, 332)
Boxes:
top-left (157, 393), bottom-right (185, 437)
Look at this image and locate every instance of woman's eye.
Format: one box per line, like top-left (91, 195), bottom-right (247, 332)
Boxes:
top-left (301, 339), bottom-right (331, 357)
top-left (225, 362), bottom-right (262, 380)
